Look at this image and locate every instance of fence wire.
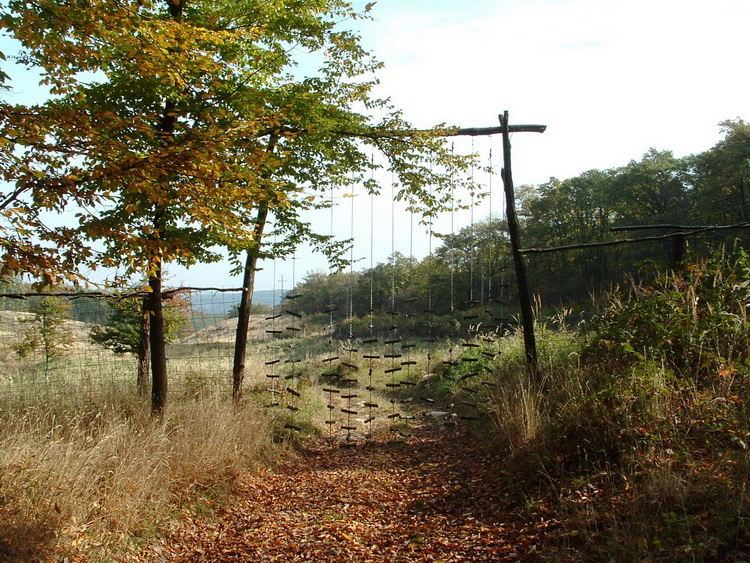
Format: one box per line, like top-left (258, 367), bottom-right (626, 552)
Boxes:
top-left (0, 290), bottom-right (253, 406)
top-left (0, 229), bottom-right (740, 409)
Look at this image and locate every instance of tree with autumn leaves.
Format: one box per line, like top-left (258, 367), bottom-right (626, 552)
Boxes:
top-left (0, 0), bottom-right (476, 413)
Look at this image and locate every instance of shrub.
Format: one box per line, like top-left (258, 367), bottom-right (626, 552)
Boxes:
top-left (583, 250), bottom-right (750, 386)
top-left (481, 252), bottom-right (750, 560)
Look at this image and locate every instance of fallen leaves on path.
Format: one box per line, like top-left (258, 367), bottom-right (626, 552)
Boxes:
top-left (142, 425), bottom-right (542, 562)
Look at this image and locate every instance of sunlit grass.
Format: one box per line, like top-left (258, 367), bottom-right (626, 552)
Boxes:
top-left (0, 312), bottom-right (282, 560)
top-left (0, 388), bottom-right (279, 560)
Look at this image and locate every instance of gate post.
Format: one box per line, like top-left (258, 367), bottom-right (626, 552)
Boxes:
top-left (499, 111), bottom-right (543, 378)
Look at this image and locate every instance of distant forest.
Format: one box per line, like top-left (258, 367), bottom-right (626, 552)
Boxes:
top-left (288, 119), bottom-right (750, 323)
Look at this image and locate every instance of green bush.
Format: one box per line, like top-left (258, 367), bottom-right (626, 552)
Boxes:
top-left (583, 250), bottom-right (750, 386)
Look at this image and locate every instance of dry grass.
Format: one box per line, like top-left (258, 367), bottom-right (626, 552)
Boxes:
top-left (0, 309), bottom-right (294, 559)
top-left (482, 322), bottom-right (582, 453)
top-left (0, 391), bottom-right (279, 561)
top-left (0, 309), bottom-right (285, 560)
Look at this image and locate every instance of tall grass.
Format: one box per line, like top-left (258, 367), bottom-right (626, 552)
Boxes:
top-left (478, 252), bottom-right (750, 560)
top-left (481, 320), bottom-right (587, 457)
top-left (0, 390), bottom-right (279, 561)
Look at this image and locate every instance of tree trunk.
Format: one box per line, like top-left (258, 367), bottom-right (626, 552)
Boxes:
top-left (232, 203), bottom-right (269, 402)
top-left (147, 0), bottom-right (182, 411)
top-left (147, 92), bottom-right (177, 415)
top-left (232, 134), bottom-right (279, 402)
top-left (137, 296), bottom-right (150, 397)
top-left (149, 257), bottom-right (168, 415)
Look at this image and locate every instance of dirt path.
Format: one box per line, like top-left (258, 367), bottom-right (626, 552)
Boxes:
top-left (144, 425), bottom-right (540, 562)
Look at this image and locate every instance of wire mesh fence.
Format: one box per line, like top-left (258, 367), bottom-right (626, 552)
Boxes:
top-left (0, 227), bottom-right (741, 413)
top-left (0, 290), bottom-right (253, 406)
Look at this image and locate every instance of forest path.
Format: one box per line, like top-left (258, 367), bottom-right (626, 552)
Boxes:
top-left (144, 424), bottom-right (539, 562)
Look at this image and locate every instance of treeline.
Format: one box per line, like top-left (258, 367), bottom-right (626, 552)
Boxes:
top-left (290, 119), bottom-right (750, 320)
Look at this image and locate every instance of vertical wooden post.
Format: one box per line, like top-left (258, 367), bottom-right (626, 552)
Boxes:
top-left (499, 111), bottom-right (540, 377)
top-left (672, 233), bottom-right (686, 268)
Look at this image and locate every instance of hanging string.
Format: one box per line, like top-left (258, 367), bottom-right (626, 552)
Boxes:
top-left (369, 148), bottom-right (376, 335)
top-left (272, 235), bottom-right (278, 308)
top-left (401, 205), bottom-right (418, 394)
top-left (461, 140), bottom-right (482, 423)
top-left (328, 184), bottom-right (335, 343)
top-left (469, 137), bottom-right (476, 308)
top-left (424, 184), bottom-right (436, 379)
top-left (477, 141), bottom-right (500, 403)
top-left (340, 375), bottom-right (358, 446)
top-left (264, 229), bottom-right (282, 409)
top-left (348, 174), bottom-right (356, 339)
top-left (390, 171), bottom-right (398, 331)
top-left (410, 207), bottom-right (414, 275)
top-left (447, 143), bottom-right (456, 367)
top-left (487, 146), bottom-right (493, 303)
top-left (361, 148), bottom-right (379, 442)
top-left (322, 186), bottom-right (340, 440)
top-left (283, 254), bottom-right (302, 432)
top-left (323, 386), bottom-right (340, 439)
top-left (385, 171), bottom-right (405, 435)
top-left (291, 254), bottom-right (297, 296)
top-left (362, 342), bottom-right (378, 441)
top-left (449, 145), bottom-right (455, 315)
top-left (427, 187), bottom-right (433, 314)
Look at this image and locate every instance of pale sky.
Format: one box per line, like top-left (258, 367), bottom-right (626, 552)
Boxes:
top-left (192, 0), bottom-right (750, 292)
top-left (4, 1), bottom-right (749, 292)
top-left (357, 0), bottom-right (748, 182)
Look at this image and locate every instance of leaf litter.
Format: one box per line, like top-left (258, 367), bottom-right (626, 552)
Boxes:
top-left (139, 422), bottom-right (541, 562)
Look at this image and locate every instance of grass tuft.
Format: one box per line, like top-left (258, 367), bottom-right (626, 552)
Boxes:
top-left (0, 391), bottom-right (278, 560)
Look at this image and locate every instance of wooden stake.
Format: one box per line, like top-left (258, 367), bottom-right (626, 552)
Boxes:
top-left (499, 111), bottom-right (544, 379)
